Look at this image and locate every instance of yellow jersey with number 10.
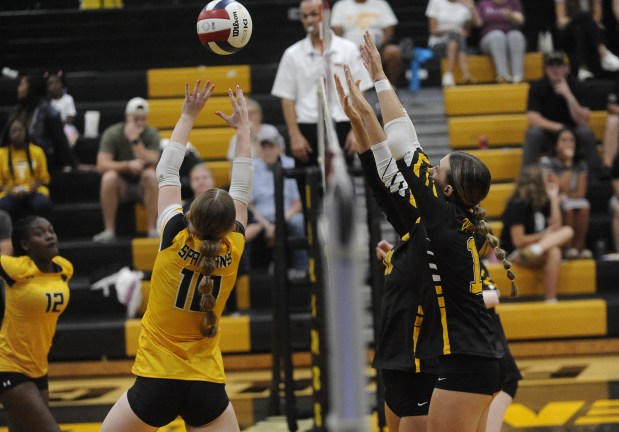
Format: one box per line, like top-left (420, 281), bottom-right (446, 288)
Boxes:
top-left (132, 208), bottom-right (245, 383)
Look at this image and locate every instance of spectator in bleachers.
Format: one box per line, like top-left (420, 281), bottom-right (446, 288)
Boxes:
top-left (226, 98), bottom-right (281, 161)
top-left (555, 0), bottom-right (619, 80)
top-left (7, 74), bottom-right (81, 172)
top-left (540, 128), bottom-right (592, 259)
top-left (0, 215), bottom-right (72, 432)
top-left (247, 128), bottom-right (307, 272)
top-left (523, 51), bottom-right (601, 173)
top-left (476, 0), bottom-right (527, 83)
top-left (500, 165), bottom-right (574, 302)
top-left (330, 0), bottom-right (403, 86)
top-left (271, 0), bottom-right (372, 186)
top-left (183, 162), bottom-right (215, 213)
top-left (602, 80), bottom-right (619, 175)
top-left (0, 118), bottom-right (52, 223)
top-left (93, 97), bottom-right (160, 242)
top-left (426, 0), bottom-right (482, 87)
top-left (46, 71), bottom-right (79, 147)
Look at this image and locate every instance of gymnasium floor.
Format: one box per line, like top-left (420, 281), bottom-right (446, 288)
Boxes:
top-left (2, 354), bottom-right (619, 431)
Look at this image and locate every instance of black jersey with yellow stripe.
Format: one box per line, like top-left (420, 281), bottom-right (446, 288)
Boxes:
top-left (396, 149), bottom-right (502, 360)
top-left (359, 151), bottom-right (438, 375)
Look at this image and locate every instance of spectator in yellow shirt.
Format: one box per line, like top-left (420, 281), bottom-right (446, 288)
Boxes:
top-left (0, 118), bottom-right (52, 223)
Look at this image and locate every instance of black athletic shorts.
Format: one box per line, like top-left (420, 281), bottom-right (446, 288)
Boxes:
top-left (436, 354), bottom-right (503, 396)
top-left (381, 369), bottom-right (437, 417)
top-left (0, 372), bottom-right (48, 395)
top-left (127, 376), bottom-right (229, 427)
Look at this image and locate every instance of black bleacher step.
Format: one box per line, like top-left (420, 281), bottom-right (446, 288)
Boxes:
top-left (63, 275), bottom-right (126, 319)
top-left (50, 315), bottom-right (128, 361)
top-left (596, 262), bottom-right (619, 294)
top-left (587, 213), bottom-right (612, 252)
top-left (587, 180), bottom-right (614, 213)
top-left (49, 170), bottom-right (100, 203)
top-left (250, 63), bottom-right (279, 95)
top-left (248, 268), bottom-right (311, 311)
top-left (73, 136), bottom-right (100, 166)
top-left (59, 239), bottom-right (133, 275)
top-left (73, 100), bottom-right (126, 137)
top-left (51, 200), bottom-right (136, 240)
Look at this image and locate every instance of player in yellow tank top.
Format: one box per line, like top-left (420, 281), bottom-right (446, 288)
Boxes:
top-left (102, 81), bottom-right (254, 432)
top-left (0, 215), bottom-right (72, 432)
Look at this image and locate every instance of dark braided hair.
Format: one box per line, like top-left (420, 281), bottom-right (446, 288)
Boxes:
top-left (188, 188), bottom-right (236, 337)
top-left (4, 118), bottom-right (34, 180)
top-left (447, 151), bottom-right (517, 296)
top-left (11, 215), bottom-right (39, 257)
top-left (15, 74), bottom-right (47, 122)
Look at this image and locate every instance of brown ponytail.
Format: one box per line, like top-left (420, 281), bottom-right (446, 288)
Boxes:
top-left (472, 205), bottom-right (518, 297)
top-left (188, 188), bottom-right (236, 337)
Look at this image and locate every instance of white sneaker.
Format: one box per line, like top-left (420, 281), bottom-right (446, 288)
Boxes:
top-left (93, 230), bottom-right (116, 243)
top-left (442, 72), bottom-right (455, 87)
top-left (511, 74), bottom-right (523, 84)
top-left (601, 51), bottom-right (619, 71)
top-left (577, 68), bottom-right (595, 81)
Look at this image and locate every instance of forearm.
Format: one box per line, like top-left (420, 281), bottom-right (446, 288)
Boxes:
top-left (133, 144), bottom-right (160, 166)
top-left (282, 99), bottom-right (301, 139)
top-left (382, 27), bottom-right (395, 45)
top-left (528, 112), bottom-right (564, 132)
top-left (593, 0), bottom-right (602, 23)
top-left (565, 95), bottom-right (590, 125)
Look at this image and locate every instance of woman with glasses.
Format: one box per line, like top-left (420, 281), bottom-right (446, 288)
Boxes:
top-left (101, 80), bottom-right (253, 432)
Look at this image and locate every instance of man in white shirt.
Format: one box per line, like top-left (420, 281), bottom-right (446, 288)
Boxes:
top-left (330, 0), bottom-right (403, 86)
top-left (271, 0), bottom-right (372, 178)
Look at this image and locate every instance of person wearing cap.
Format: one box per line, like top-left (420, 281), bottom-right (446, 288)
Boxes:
top-left (246, 129), bottom-right (307, 271)
top-left (523, 51), bottom-right (601, 174)
top-left (93, 97), bottom-right (161, 242)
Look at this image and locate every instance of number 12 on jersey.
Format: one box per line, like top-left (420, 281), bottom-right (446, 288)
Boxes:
top-left (174, 268), bottom-right (222, 312)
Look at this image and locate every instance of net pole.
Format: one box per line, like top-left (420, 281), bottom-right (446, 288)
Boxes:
top-left (317, 1), bottom-right (369, 430)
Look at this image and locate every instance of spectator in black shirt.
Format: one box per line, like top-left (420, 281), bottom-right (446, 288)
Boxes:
top-left (523, 51), bottom-right (601, 173)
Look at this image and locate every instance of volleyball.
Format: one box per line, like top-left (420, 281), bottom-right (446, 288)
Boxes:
top-left (197, 0), bottom-right (252, 55)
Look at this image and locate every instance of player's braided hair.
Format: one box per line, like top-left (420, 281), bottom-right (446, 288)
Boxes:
top-left (188, 188), bottom-right (236, 337)
top-left (472, 206), bottom-right (517, 297)
top-left (447, 152), bottom-right (517, 296)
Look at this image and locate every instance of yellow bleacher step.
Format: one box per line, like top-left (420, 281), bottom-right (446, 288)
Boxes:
top-left (449, 114), bottom-right (528, 148)
top-left (147, 65), bottom-right (251, 98)
top-left (160, 127), bottom-right (235, 160)
top-left (488, 259), bottom-right (596, 298)
top-left (125, 315), bottom-right (251, 356)
top-left (444, 83), bottom-right (529, 116)
top-left (208, 160), bottom-right (232, 187)
top-left (497, 299), bottom-right (606, 340)
top-left (488, 220), bottom-right (503, 238)
top-left (449, 111), bottom-right (608, 149)
top-left (132, 237), bottom-right (159, 272)
top-left (481, 182), bottom-right (514, 219)
top-left (148, 97), bottom-right (232, 129)
top-left (441, 52), bottom-right (543, 84)
top-left (466, 148), bottom-right (522, 182)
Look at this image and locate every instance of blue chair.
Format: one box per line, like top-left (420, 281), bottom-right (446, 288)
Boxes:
top-left (409, 48), bottom-right (435, 92)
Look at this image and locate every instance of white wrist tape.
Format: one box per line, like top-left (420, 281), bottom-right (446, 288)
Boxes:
top-left (374, 79), bottom-right (392, 93)
top-left (372, 141), bottom-right (409, 197)
top-left (385, 116), bottom-right (421, 165)
top-left (229, 157), bottom-right (253, 205)
top-left (156, 141), bottom-right (186, 188)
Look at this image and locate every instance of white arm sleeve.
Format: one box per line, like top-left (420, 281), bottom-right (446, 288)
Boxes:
top-left (229, 157), bottom-right (253, 205)
top-left (371, 141), bottom-right (409, 197)
top-left (385, 113), bottom-right (421, 165)
top-left (156, 141), bottom-right (186, 188)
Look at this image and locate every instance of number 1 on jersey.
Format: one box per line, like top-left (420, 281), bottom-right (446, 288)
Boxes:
top-left (174, 268), bottom-right (222, 312)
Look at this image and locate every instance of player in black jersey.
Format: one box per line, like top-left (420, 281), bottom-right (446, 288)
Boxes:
top-left (335, 74), bottom-right (438, 431)
top-left (338, 31), bottom-right (517, 432)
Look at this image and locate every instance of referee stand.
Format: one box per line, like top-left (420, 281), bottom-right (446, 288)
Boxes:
top-left (269, 165), bottom-right (329, 432)
top-left (268, 161), bottom-right (389, 432)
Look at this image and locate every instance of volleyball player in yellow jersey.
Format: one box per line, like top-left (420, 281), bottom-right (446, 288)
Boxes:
top-left (0, 215), bottom-right (72, 432)
top-left (101, 81), bottom-right (252, 432)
